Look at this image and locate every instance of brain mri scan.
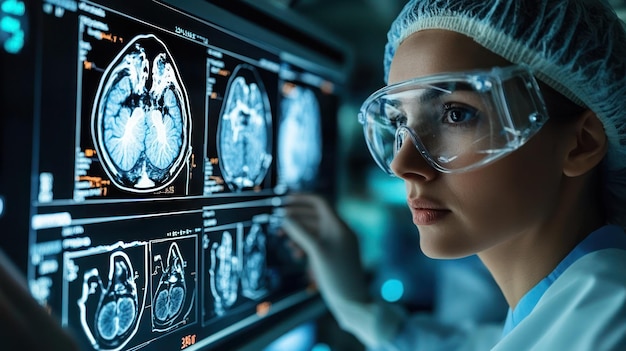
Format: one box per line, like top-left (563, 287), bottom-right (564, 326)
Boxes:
top-left (152, 242), bottom-right (187, 330)
top-left (278, 84), bottom-right (322, 189)
top-left (241, 223), bottom-right (267, 299)
top-left (209, 231), bottom-right (239, 316)
top-left (78, 251), bottom-right (141, 351)
top-left (217, 64), bottom-right (272, 191)
top-left (91, 34), bottom-right (192, 193)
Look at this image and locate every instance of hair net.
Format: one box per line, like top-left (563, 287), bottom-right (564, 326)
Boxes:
top-left (384, 0), bottom-right (626, 228)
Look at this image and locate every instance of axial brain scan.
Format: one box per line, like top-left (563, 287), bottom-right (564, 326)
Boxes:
top-left (209, 231), bottom-right (239, 316)
top-left (152, 243), bottom-right (187, 330)
top-left (217, 64), bottom-right (272, 191)
top-left (241, 223), bottom-right (267, 299)
top-left (91, 34), bottom-right (192, 193)
top-left (78, 251), bottom-right (141, 351)
top-left (278, 85), bottom-right (322, 189)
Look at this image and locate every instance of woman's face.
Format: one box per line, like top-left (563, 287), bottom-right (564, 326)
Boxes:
top-left (388, 30), bottom-right (570, 258)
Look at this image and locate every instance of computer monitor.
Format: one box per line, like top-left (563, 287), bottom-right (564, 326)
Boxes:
top-left (0, 0), bottom-right (350, 349)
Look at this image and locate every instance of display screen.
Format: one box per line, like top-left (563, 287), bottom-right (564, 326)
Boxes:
top-left (0, 0), bottom-right (346, 350)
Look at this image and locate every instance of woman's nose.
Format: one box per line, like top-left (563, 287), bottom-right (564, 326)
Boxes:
top-left (390, 133), bottom-right (438, 181)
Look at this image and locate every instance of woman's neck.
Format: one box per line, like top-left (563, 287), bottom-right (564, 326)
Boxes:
top-left (478, 174), bottom-right (605, 309)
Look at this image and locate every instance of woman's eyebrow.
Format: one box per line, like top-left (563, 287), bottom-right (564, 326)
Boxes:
top-left (385, 86), bottom-right (451, 106)
top-left (418, 87), bottom-right (450, 103)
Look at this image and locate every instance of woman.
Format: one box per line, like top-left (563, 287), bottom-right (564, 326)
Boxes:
top-left (283, 0), bottom-right (626, 349)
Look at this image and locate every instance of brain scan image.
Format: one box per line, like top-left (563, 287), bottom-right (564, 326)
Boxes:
top-left (217, 64), bottom-right (272, 191)
top-left (209, 231), bottom-right (239, 316)
top-left (241, 223), bottom-right (268, 299)
top-left (278, 84), bottom-right (322, 190)
top-left (151, 242), bottom-right (189, 331)
top-left (91, 34), bottom-right (192, 193)
top-left (77, 251), bottom-right (142, 351)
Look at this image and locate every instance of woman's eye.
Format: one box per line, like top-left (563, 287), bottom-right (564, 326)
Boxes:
top-left (390, 115), bottom-right (407, 128)
top-left (384, 105), bottom-right (407, 127)
top-left (441, 104), bottom-right (478, 125)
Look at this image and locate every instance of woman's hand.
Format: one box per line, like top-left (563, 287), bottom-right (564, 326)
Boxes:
top-left (282, 194), bottom-right (405, 348)
top-left (282, 193), bottom-right (370, 305)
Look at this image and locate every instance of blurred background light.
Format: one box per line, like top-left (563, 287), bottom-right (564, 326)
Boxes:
top-left (381, 278), bottom-right (405, 303)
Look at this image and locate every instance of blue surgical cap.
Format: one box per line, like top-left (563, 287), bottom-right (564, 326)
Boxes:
top-left (384, 0), bottom-right (626, 228)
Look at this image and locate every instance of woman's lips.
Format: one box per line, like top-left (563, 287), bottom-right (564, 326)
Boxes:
top-left (407, 198), bottom-right (450, 225)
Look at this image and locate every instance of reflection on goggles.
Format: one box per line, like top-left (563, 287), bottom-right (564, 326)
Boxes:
top-left (358, 65), bottom-right (549, 174)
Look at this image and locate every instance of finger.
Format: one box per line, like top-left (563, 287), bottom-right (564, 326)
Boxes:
top-left (284, 193), bottom-right (328, 210)
top-left (283, 208), bottom-right (324, 243)
top-left (283, 194), bottom-right (329, 222)
top-left (281, 217), bottom-right (319, 254)
top-left (284, 204), bottom-right (318, 219)
top-left (283, 206), bottom-right (321, 231)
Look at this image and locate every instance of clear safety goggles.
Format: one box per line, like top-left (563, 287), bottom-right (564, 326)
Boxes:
top-left (358, 65), bottom-right (550, 174)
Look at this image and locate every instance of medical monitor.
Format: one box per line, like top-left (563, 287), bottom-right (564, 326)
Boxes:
top-left (0, 0), bottom-right (350, 349)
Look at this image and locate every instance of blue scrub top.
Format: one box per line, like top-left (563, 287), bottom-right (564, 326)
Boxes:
top-left (501, 225), bottom-right (626, 336)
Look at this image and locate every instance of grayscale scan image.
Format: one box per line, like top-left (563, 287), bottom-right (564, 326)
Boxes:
top-left (241, 222), bottom-right (268, 299)
top-left (73, 249), bottom-right (147, 351)
top-left (209, 230), bottom-right (239, 316)
top-left (91, 34), bottom-right (192, 193)
top-left (217, 64), bottom-right (272, 191)
top-left (150, 239), bottom-right (196, 332)
top-left (278, 84), bottom-right (322, 190)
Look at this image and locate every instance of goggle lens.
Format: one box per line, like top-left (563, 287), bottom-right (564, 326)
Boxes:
top-left (358, 65), bottom-right (549, 174)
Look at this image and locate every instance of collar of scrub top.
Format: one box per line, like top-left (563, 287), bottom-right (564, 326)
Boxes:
top-left (501, 224), bottom-right (626, 336)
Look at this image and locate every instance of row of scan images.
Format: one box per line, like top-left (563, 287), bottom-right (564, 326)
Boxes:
top-left (64, 219), bottom-right (275, 351)
top-left (87, 34), bottom-right (323, 196)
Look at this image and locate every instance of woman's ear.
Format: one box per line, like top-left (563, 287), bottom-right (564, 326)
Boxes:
top-left (563, 110), bottom-right (608, 177)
